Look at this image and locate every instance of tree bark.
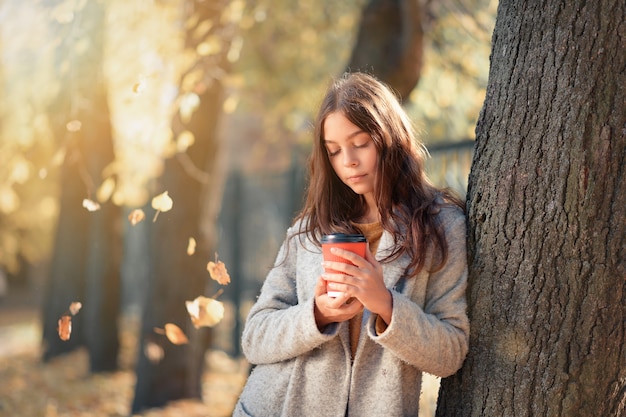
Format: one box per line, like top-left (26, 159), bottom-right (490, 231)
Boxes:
top-left (42, 0), bottom-right (121, 372)
top-left (437, 1), bottom-right (625, 416)
top-left (346, 0), bottom-right (423, 101)
top-left (131, 0), bottom-right (231, 411)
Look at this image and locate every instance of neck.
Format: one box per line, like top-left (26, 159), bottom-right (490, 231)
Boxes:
top-left (360, 194), bottom-right (379, 223)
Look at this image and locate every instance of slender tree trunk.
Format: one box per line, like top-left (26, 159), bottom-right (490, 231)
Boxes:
top-left (131, 0), bottom-right (232, 411)
top-left (41, 0), bottom-right (120, 372)
top-left (437, 1), bottom-right (626, 416)
top-left (346, 0), bottom-right (423, 100)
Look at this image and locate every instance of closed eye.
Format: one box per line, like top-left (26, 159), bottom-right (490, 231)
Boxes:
top-left (327, 148), bottom-right (340, 157)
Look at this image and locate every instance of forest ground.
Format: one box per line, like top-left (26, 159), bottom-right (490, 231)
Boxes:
top-left (0, 284), bottom-right (440, 417)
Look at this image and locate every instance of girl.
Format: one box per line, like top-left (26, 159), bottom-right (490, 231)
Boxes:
top-left (233, 72), bottom-right (469, 417)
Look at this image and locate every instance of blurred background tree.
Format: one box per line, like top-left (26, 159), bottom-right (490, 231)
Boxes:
top-left (40, 0), bottom-right (121, 373)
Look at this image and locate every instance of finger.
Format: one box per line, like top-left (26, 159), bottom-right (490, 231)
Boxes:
top-left (329, 247), bottom-right (365, 265)
top-left (322, 271), bottom-right (351, 283)
top-left (323, 261), bottom-right (359, 276)
top-left (329, 293), bottom-right (362, 309)
top-left (314, 276), bottom-right (327, 296)
top-left (364, 248), bottom-right (377, 264)
top-left (326, 279), bottom-right (354, 296)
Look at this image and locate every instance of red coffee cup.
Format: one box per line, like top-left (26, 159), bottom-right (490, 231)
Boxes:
top-left (321, 233), bottom-right (367, 297)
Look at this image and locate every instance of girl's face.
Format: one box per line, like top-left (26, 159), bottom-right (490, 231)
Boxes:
top-left (323, 111), bottom-right (379, 203)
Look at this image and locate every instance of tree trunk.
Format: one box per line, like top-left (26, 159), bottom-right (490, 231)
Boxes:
top-left (346, 0), bottom-right (423, 100)
top-left (42, 0), bottom-right (121, 372)
top-left (131, 0), bottom-right (231, 411)
top-left (437, 1), bottom-right (625, 416)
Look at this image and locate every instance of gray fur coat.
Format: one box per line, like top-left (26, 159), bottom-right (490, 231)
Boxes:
top-left (233, 206), bottom-right (469, 417)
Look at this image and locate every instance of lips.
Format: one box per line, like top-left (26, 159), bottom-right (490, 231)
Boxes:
top-left (347, 174), bottom-right (366, 182)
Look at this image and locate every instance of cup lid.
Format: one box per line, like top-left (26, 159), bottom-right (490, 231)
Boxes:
top-left (321, 233), bottom-right (366, 243)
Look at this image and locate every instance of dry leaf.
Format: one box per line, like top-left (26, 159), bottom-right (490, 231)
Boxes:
top-left (185, 296), bottom-right (225, 328)
top-left (69, 302), bottom-right (82, 315)
top-left (97, 178), bottom-right (115, 203)
top-left (151, 191), bottom-right (173, 222)
top-left (58, 316), bottom-right (72, 341)
top-left (144, 341), bottom-right (164, 363)
top-left (66, 120), bottom-right (82, 132)
top-left (128, 208), bottom-right (146, 225)
top-left (82, 198), bottom-right (101, 212)
top-left (163, 323), bottom-right (188, 345)
top-left (179, 93), bottom-right (200, 123)
top-left (133, 81), bottom-right (146, 94)
top-left (176, 131), bottom-right (195, 153)
top-left (57, 301), bottom-right (82, 341)
top-left (207, 255), bottom-right (230, 285)
top-left (187, 237), bottom-right (196, 255)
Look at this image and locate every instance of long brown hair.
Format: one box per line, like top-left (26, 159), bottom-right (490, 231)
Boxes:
top-left (295, 72), bottom-right (464, 275)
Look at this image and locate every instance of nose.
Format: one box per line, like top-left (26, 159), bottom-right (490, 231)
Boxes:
top-left (342, 149), bottom-right (358, 167)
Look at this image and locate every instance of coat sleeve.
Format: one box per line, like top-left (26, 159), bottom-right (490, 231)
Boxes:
top-left (367, 208), bottom-right (470, 377)
top-left (241, 227), bottom-right (338, 365)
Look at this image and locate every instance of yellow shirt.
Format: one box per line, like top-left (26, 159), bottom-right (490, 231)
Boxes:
top-left (349, 221), bottom-right (384, 359)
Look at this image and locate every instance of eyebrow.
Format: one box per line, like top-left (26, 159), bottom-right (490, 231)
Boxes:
top-left (323, 129), bottom-right (367, 144)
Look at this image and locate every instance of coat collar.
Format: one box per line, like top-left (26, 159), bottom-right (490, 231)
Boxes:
top-left (376, 229), bottom-right (410, 289)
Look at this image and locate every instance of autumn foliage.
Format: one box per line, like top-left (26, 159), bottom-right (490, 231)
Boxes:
top-left (58, 191), bottom-right (232, 361)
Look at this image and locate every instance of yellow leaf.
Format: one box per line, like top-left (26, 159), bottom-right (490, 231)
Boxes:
top-left (163, 323), bottom-right (188, 345)
top-left (66, 120), bottom-right (82, 132)
top-left (0, 186), bottom-right (19, 214)
top-left (82, 198), bottom-right (101, 212)
top-left (207, 256), bottom-right (231, 285)
top-left (97, 177), bottom-right (115, 203)
top-left (69, 302), bottom-right (82, 316)
top-left (179, 93), bottom-right (200, 123)
top-left (185, 296), bottom-right (225, 328)
top-left (144, 341), bottom-right (164, 364)
top-left (152, 191), bottom-right (173, 212)
top-left (152, 191), bottom-right (173, 222)
top-left (128, 208), bottom-right (146, 226)
top-left (9, 158), bottom-right (30, 184)
top-left (187, 237), bottom-right (196, 255)
top-left (196, 37), bottom-right (222, 56)
top-left (51, 148), bottom-right (66, 167)
top-left (223, 95), bottom-right (239, 114)
top-left (176, 131), bottom-right (195, 153)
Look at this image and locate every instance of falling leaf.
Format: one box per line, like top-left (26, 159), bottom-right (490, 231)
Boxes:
top-left (51, 147), bottom-right (66, 167)
top-left (207, 255), bottom-right (230, 285)
top-left (222, 95), bottom-right (239, 114)
top-left (151, 191), bottom-right (173, 222)
top-left (133, 74), bottom-right (153, 94)
top-left (176, 130), bottom-right (195, 153)
top-left (187, 237), bottom-right (196, 255)
top-left (58, 316), bottom-right (72, 341)
top-left (57, 301), bottom-right (82, 341)
top-left (163, 323), bottom-right (188, 345)
top-left (97, 178), bottom-right (115, 203)
top-left (69, 302), bottom-right (82, 316)
top-left (82, 198), bottom-right (101, 212)
top-left (185, 296), bottom-right (225, 328)
top-left (179, 92), bottom-right (201, 123)
top-left (66, 120), bottom-right (82, 132)
top-left (128, 208), bottom-right (146, 225)
top-left (144, 341), bottom-right (164, 363)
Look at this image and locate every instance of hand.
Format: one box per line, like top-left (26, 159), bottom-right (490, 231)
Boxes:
top-left (322, 247), bottom-right (392, 324)
top-left (313, 276), bottom-right (363, 331)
